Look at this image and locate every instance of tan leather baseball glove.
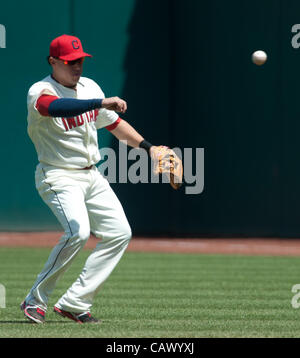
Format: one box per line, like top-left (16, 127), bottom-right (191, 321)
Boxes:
top-left (150, 146), bottom-right (183, 190)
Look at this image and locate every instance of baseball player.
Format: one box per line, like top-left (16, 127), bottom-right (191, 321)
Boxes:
top-left (21, 34), bottom-right (157, 324)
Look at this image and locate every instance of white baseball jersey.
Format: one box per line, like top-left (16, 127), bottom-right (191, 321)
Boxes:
top-left (27, 75), bottom-right (119, 169)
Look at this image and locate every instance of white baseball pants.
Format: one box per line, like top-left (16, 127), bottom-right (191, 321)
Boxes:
top-left (25, 163), bottom-right (132, 313)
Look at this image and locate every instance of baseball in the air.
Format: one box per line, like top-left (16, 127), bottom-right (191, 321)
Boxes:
top-left (252, 50), bottom-right (267, 66)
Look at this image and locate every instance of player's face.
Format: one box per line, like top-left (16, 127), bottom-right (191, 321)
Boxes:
top-left (50, 57), bottom-right (85, 88)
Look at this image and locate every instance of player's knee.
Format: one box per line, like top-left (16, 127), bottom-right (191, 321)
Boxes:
top-left (77, 227), bottom-right (90, 243)
top-left (69, 223), bottom-right (90, 244)
top-left (94, 220), bottom-right (131, 244)
top-left (66, 220), bottom-right (90, 243)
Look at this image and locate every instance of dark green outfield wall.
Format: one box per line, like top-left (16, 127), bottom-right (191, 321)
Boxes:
top-left (1, 0), bottom-right (300, 237)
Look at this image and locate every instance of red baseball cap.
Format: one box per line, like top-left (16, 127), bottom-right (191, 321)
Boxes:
top-left (49, 34), bottom-right (92, 61)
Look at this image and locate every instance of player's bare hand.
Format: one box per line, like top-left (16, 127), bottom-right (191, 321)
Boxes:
top-left (101, 97), bottom-right (127, 113)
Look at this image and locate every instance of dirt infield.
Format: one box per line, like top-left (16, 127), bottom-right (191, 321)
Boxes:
top-left (1, 232), bottom-right (300, 256)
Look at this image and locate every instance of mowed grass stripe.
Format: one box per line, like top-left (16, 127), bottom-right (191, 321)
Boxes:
top-left (0, 247), bottom-right (300, 337)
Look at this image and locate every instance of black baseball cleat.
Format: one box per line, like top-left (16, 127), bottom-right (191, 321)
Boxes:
top-left (53, 305), bottom-right (100, 324)
top-left (20, 300), bottom-right (46, 324)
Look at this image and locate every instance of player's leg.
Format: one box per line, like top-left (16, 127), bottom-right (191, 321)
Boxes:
top-left (24, 165), bottom-right (91, 311)
top-left (55, 168), bottom-right (131, 313)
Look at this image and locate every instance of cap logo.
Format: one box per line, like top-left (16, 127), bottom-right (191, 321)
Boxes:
top-left (72, 40), bottom-right (80, 49)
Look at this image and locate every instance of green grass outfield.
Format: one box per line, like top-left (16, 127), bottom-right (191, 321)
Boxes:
top-left (0, 247), bottom-right (300, 338)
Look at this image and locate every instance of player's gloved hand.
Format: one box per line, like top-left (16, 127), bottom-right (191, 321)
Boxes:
top-left (101, 97), bottom-right (127, 113)
top-left (150, 145), bottom-right (183, 190)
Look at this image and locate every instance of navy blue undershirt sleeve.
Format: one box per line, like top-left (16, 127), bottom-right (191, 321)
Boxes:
top-left (48, 98), bottom-right (103, 117)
